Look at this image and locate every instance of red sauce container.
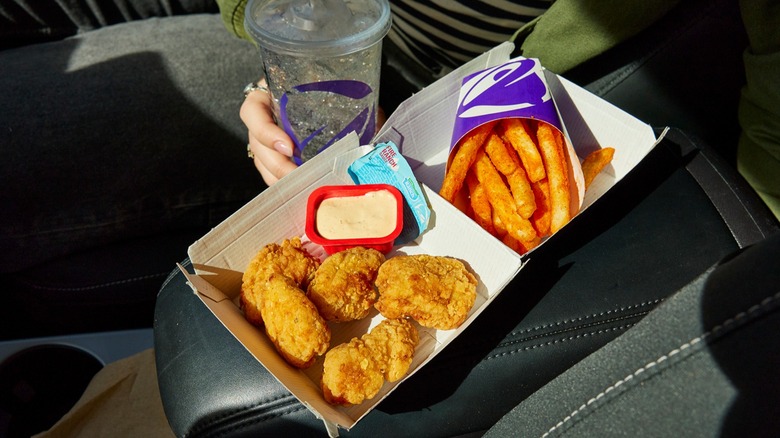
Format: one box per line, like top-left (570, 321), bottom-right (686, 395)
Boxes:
top-left (306, 184), bottom-right (404, 255)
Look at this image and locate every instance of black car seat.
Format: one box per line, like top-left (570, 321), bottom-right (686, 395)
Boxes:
top-left (152, 0), bottom-right (779, 434)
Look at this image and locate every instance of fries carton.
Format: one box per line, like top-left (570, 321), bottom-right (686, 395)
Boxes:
top-left (180, 41), bottom-right (662, 437)
top-left (451, 57), bottom-right (563, 146)
top-left (444, 57), bottom-right (590, 250)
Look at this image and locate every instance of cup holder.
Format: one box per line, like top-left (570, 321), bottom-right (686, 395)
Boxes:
top-left (0, 344), bottom-right (104, 438)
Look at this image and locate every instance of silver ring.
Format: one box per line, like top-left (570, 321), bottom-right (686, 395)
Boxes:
top-left (247, 143), bottom-right (255, 159)
top-left (243, 81), bottom-right (269, 98)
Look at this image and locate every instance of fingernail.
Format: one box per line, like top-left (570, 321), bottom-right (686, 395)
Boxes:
top-left (273, 140), bottom-right (292, 156)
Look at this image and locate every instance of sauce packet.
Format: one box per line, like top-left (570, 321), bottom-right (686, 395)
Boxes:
top-left (348, 141), bottom-right (430, 245)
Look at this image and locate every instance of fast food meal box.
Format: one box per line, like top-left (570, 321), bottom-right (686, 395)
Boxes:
top-left (180, 41), bottom-right (663, 436)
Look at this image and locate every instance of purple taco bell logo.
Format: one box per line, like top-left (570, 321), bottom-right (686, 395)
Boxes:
top-left (279, 80), bottom-right (377, 165)
top-left (451, 58), bottom-right (561, 150)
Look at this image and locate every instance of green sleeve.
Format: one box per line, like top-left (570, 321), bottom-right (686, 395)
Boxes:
top-left (736, 0), bottom-right (780, 221)
top-left (513, 0), bottom-right (680, 74)
top-left (514, 0), bottom-right (780, 221)
top-left (216, 0), bottom-right (253, 42)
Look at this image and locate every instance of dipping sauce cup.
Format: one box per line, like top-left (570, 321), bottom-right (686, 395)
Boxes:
top-left (306, 184), bottom-right (403, 254)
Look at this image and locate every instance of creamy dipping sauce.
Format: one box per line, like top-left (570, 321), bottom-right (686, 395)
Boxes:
top-left (315, 190), bottom-right (398, 239)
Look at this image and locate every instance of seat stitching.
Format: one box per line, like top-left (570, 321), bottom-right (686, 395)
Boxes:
top-left (509, 299), bottom-right (664, 337)
top-left (540, 289), bottom-right (780, 438)
top-left (486, 323), bottom-right (635, 361)
top-left (432, 305), bottom-right (655, 369)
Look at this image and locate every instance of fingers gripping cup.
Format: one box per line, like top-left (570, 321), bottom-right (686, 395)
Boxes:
top-left (245, 0), bottom-right (392, 164)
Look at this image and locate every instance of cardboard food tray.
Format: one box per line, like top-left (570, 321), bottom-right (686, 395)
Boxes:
top-left (179, 41), bottom-right (663, 436)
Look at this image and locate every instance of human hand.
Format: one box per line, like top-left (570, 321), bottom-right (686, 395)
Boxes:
top-left (241, 79), bottom-right (388, 186)
top-left (241, 79), bottom-right (298, 186)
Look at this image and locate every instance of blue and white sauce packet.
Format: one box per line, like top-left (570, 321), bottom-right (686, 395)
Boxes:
top-left (348, 141), bottom-right (430, 245)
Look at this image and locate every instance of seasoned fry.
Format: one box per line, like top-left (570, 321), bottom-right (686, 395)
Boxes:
top-left (506, 169), bottom-right (536, 219)
top-left (499, 118), bottom-right (546, 183)
top-left (473, 148), bottom-right (537, 242)
top-left (484, 132), bottom-right (517, 176)
top-left (465, 170), bottom-right (495, 234)
top-left (503, 233), bottom-right (542, 254)
top-left (506, 158), bottom-right (536, 219)
top-left (522, 235), bottom-right (543, 253)
top-left (581, 147), bottom-right (615, 189)
top-left (484, 133), bottom-right (536, 219)
top-left (530, 178), bottom-right (552, 236)
top-left (452, 185), bottom-right (473, 216)
top-left (553, 127), bottom-right (580, 218)
top-left (492, 210), bottom-right (507, 238)
top-left (440, 121), bottom-right (496, 202)
top-left (536, 122), bottom-right (570, 234)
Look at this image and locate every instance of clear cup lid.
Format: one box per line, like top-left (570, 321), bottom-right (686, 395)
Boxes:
top-left (245, 0), bottom-right (391, 57)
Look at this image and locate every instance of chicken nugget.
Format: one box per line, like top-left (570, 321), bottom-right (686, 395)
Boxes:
top-left (374, 255), bottom-right (478, 330)
top-left (362, 318), bottom-right (419, 381)
top-left (241, 237), bottom-right (320, 326)
top-left (321, 337), bottom-right (384, 406)
top-left (322, 318), bottom-right (418, 406)
top-left (307, 247), bottom-right (385, 322)
top-left (260, 274), bottom-right (330, 369)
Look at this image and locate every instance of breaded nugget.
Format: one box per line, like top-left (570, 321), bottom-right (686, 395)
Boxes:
top-left (374, 254), bottom-right (477, 330)
top-left (362, 318), bottom-right (419, 382)
top-left (321, 318), bottom-right (418, 405)
top-left (307, 247), bottom-right (385, 322)
top-left (321, 340), bottom-right (384, 407)
top-left (260, 274), bottom-right (330, 369)
top-left (240, 237), bottom-right (320, 326)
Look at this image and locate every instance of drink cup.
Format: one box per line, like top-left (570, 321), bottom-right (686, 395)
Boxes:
top-left (244, 0), bottom-right (392, 164)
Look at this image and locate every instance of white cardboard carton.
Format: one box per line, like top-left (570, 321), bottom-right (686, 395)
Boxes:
top-left (179, 42), bottom-right (662, 436)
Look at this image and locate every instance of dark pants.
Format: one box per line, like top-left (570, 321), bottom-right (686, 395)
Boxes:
top-left (1, 6), bottom-right (264, 273)
top-left (0, 0), bottom-right (218, 50)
